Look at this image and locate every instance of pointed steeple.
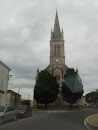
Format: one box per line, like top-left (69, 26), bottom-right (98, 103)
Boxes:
top-left (54, 10), bottom-right (60, 34)
top-left (51, 10), bottom-right (64, 41)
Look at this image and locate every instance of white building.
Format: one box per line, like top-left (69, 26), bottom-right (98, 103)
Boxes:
top-left (0, 61), bottom-right (11, 106)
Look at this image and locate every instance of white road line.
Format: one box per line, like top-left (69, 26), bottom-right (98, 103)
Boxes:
top-left (0, 115), bottom-right (37, 128)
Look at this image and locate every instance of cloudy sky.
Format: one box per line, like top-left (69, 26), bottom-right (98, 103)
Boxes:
top-left (0, 0), bottom-right (98, 100)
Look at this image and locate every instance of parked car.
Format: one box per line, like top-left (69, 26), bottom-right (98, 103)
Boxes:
top-left (18, 105), bottom-right (32, 117)
top-left (0, 106), bottom-right (18, 125)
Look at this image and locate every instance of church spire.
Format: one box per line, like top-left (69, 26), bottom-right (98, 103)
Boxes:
top-left (51, 10), bottom-right (64, 41)
top-left (54, 10), bottom-right (60, 34)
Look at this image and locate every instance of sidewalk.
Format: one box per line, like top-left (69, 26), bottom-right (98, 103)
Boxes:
top-left (84, 114), bottom-right (98, 130)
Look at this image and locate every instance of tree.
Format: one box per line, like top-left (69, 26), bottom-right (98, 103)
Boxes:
top-left (62, 68), bottom-right (84, 109)
top-left (34, 70), bottom-right (59, 110)
top-left (64, 68), bottom-right (77, 78)
top-left (21, 100), bottom-right (31, 106)
top-left (62, 83), bottom-right (83, 109)
top-left (85, 91), bottom-right (98, 105)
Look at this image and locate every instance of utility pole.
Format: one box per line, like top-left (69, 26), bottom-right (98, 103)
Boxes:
top-left (6, 75), bottom-right (13, 105)
top-left (28, 95), bottom-right (30, 100)
top-left (18, 87), bottom-right (20, 94)
top-left (28, 95), bottom-right (30, 106)
top-left (18, 87), bottom-right (20, 107)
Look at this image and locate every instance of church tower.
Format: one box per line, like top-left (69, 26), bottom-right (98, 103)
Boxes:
top-left (50, 10), bottom-right (65, 67)
top-left (46, 10), bottom-right (68, 106)
top-left (33, 11), bottom-right (68, 107)
top-left (46, 10), bottom-right (67, 82)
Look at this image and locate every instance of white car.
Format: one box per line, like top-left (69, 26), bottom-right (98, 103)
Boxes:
top-left (0, 106), bottom-right (18, 125)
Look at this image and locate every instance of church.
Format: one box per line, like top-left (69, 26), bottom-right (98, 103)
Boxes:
top-left (33, 10), bottom-right (69, 107)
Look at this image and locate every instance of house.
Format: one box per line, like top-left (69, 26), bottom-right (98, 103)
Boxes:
top-left (0, 61), bottom-right (11, 106)
top-left (7, 90), bottom-right (21, 108)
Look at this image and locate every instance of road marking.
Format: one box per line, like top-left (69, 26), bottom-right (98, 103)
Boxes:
top-left (0, 115), bottom-right (37, 128)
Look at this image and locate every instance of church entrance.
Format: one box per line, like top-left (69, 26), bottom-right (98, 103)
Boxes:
top-left (55, 96), bottom-right (62, 106)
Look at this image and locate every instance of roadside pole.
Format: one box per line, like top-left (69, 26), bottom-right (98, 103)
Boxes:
top-left (5, 75), bottom-right (12, 105)
top-left (18, 87), bottom-right (20, 107)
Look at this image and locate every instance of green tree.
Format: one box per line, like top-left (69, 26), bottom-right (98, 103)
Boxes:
top-left (21, 100), bottom-right (31, 106)
top-left (62, 68), bottom-right (83, 109)
top-left (34, 70), bottom-right (59, 110)
top-left (64, 68), bottom-right (77, 78)
top-left (85, 91), bottom-right (98, 105)
top-left (62, 83), bottom-right (83, 109)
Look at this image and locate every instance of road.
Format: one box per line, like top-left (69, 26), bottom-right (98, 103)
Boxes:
top-left (0, 108), bottom-right (98, 130)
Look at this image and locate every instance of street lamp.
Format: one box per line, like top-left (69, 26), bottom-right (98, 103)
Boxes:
top-left (8, 75), bottom-right (13, 80)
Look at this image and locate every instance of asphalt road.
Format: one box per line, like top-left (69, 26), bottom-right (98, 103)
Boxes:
top-left (0, 108), bottom-right (98, 130)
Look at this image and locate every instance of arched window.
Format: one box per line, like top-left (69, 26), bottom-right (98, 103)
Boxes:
top-left (58, 45), bottom-right (60, 56)
top-left (56, 75), bottom-right (60, 81)
top-left (54, 45), bottom-right (56, 56)
top-left (54, 45), bottom-right (60, 56)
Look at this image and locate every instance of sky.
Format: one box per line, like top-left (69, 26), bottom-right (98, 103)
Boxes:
top-left (0, 0), bottom-right (98, 100)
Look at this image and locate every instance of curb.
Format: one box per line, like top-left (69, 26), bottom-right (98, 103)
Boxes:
top-left (87, 114), bottom-right (98, 127)
top-left (84, 114), bottom-right (98, 130)
top-left (84, 118), bottom-right (91, 130)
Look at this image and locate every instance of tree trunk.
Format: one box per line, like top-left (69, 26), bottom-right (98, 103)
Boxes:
top-left (71, 102), bottom-right (73, 110)
top-left (37, 103), bottom-right (38, 108)
top-left (45, 104), bottom-right (47, 110)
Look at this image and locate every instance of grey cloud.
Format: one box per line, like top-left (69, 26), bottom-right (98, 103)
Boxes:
top-left (0, 0), bottom-right (98, 99)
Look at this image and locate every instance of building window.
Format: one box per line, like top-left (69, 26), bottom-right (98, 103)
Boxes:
top-left (58, 45), bottom-right (60, 56)
top-left (54, 45), bottom-right (57, 56)
top-left (2, 68), bottom-right (5, 75)
top-left (0, 95), bottom-right (2, 105)
top-left (54, 45), bottom-right (60, 56)
top-left (56, 75), bottom-right (60, 81)
top-left (0, 79), bottom-right (4, 89)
